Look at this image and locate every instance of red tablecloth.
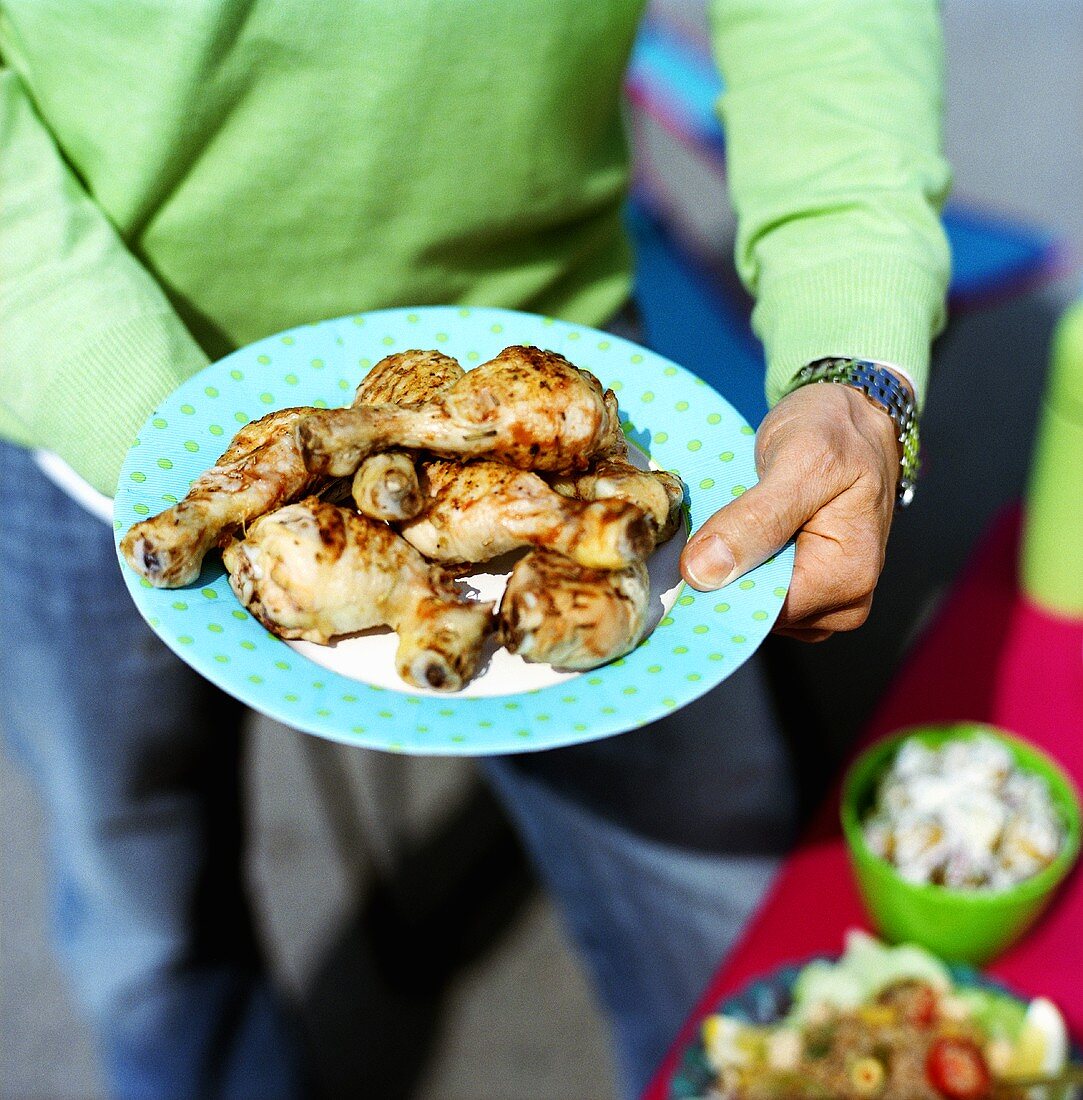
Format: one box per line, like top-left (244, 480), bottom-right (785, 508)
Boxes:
top-left (645, 509), bottom-right (1083, 1098)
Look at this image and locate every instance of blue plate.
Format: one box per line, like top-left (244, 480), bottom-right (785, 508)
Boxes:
top-left (114, 306), bottom-right (793, 755)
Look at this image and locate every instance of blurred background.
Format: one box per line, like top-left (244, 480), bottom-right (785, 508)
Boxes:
top-left (3, 1), bottom-right (1081, 1098)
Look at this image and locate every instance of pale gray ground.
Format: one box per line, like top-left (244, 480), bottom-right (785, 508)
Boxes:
top-left (3, 3), bottom-right (1081, 1098)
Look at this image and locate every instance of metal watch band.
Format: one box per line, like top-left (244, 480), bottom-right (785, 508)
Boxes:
top-left (785, 357), bottom-right (920, 509)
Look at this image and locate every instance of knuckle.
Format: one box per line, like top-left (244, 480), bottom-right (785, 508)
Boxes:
top-left (836, 603), bottom-right (872, 632)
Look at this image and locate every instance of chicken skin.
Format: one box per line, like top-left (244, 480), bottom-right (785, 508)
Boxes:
top-left (352, 348), bottom-right (464, 406)
top-left (222, 498), bottom-right (494, 692)
top-left (398, 459), bottom-right (653, 570)
top-left (120, 406), bottom-right (323, 588)
top-left (298, 345), bottom-right (622, 477)
top-left (549, 457), bottom-right (685, 545)
top-left (350, 349), bottom-right (463, 521)
top-left (499, 550), bottom-right (650, 670)
top-left (548, 401), bottom-right (685, 544)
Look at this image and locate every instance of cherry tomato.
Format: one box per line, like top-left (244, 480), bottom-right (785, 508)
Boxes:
top-left (925, 1037), bottom-right (992, 1099)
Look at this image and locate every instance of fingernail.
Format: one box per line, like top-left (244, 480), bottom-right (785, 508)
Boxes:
top-left (683, 534), bottom-right (736, 590)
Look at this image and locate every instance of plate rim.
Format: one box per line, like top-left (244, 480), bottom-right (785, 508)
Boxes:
top-left (113, 304), bottom-right (794, 755)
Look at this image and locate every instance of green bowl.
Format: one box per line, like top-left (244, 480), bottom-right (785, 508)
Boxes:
top-left (841, 722), bottom-right (1082, 966)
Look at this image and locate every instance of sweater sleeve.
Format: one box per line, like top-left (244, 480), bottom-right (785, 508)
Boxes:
top-left (0, 67), bottom-right (209, 496)
top-left (708, 0), bottom-right (952, 408)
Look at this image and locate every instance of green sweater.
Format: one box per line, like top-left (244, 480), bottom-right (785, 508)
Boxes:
top-left (0, 1), bottom-right (950, 496)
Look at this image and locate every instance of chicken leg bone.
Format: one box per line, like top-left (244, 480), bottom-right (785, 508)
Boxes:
top-left (120, 406), bottom-right (323, 588)
top-left (350, 349), bottom-right (464, 521)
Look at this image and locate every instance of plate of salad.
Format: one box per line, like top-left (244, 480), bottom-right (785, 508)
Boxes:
top-left (668, 931), bottom-right (1076, 1100)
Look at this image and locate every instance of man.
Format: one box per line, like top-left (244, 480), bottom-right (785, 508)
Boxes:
top-left (0, 2), bottom-right (949, 1097)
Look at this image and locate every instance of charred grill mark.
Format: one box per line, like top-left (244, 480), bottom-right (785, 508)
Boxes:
top-left (313, 500), bottom-right (348, 564)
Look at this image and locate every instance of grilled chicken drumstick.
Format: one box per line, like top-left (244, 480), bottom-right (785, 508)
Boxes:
top-left (222, 498), bottom-right (494, 691)
top-left (398, 459), bottom-right (653, 570)
top-left (298, 345), bottom-right (622, 477)
top-left (120, 349), bottom-right (465, 587)
top-left (351, 349), bottom-right (464, 521)
top-left (120, 406), bottom-right (324, 588)
top-left (499, 550), bottom-right (650, 670)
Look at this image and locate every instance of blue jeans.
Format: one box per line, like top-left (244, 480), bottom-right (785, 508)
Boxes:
top-left (0, 439), bottom-right (796, 1099)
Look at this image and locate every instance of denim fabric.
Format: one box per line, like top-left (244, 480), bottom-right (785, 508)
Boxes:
top-left (0, 441), bottom-right (307, 1100)
top-left (484, 657), bottom-right (796, 1096)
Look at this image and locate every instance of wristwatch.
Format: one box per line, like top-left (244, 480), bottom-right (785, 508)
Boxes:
top-left (785, 357), bottom-right (920, 509)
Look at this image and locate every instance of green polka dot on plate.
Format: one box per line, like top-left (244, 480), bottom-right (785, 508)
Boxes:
top-left (180, 403), bottom-right (195, 415)
top-left (130, 471), bottom-right (147, 483)
top-left (641, 391), bottom-right (655, 403)
top-left (257, 354), bottom-right (271, 365)
top-left (230, 369), bottom-right (244, 381)
top-left (687, 440), bottom-right (702, 452)
top-left (719, 451), bottom-right (734, 462)
top-left (707, 413), bottom-right (721, 425)
top-left (654, 431), bottom-right (668, 444)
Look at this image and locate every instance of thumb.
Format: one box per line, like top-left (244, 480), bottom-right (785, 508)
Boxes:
top-left (680, 456), bottom-right (826, 591)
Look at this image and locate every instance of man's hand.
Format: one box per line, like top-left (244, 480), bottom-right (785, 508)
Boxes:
top-left (679, 383), bottom-right (900, 642)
